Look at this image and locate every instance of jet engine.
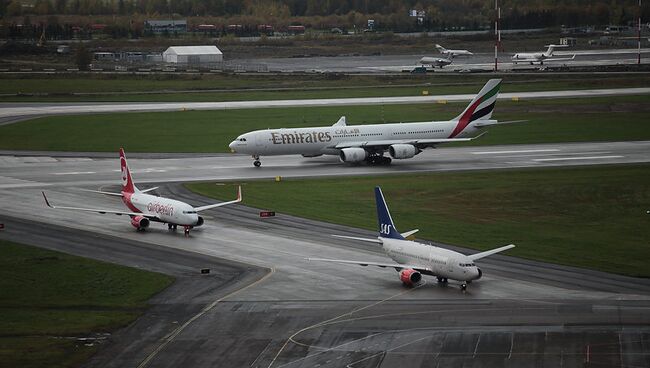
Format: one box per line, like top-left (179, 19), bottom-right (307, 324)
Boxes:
top-left (339, 148), bottom-right (367, 163)
top-left (196, 216), bottom-right (204, 227)
top-left (130, 215), bottom-right (150, 230)
top-left (389, 144), bottom-right (419, 159)
top-left (399, 268), bottom-right (422, 286)
top-left (475, 268), bottom-right (482, 280)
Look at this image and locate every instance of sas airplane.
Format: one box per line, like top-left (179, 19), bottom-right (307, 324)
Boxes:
top-left (309, 187), bottom-right (515, 291)
top-left (42, 148), bottom-right (242, 235)
top-left (230, 79), bottom-right (503, 167)
top-left (512, 44), bottom-right (576, 65)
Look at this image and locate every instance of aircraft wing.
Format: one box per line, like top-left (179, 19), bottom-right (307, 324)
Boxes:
top-left (42, 191), bottom-right (157, 219)
top-left (333, 133), bottom-right (484, 150)
top-left (194, 185), bottom-right (242, 212)
top-left (307, 257), bottom-right (431, 272)
top-left (473, 119), bottom-right (528, 128)
top-left (467, 244), bottom-right (516, 261)
top-left (544, 55), bottom-right (576, 62)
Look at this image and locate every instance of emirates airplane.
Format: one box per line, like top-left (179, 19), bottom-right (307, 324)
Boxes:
top-left (309, 187), bottom-right (515, 291)
top-left (42, 148), bottom-right (242, 235)
top-left (230, 79), bottom-right (503, 167)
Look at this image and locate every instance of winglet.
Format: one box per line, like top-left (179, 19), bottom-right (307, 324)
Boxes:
top-left (332, 116), bottom-right (346, 127)
top-left (236, 185), bottom-right (242, 202)
top-left (42, 191), bottom-right (53, 208)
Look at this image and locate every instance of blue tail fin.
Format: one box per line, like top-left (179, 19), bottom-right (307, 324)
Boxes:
top-left (375, 187), bottom-right (404, 240)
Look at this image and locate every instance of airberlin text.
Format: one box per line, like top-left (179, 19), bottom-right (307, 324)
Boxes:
top-left (271, 131), bottom-right (332, 145)
top-left (147, 202), bottom-right (174, 216)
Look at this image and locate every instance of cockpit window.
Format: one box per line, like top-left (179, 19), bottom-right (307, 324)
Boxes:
top-left (183, 210), bottom-right (197, 214)
top-left (459, 263), bottom-right (476, 267)
top-left (239, 138), bottom-right (247, 142)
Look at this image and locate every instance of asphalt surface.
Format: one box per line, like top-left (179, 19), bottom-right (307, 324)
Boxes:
top-left (1, 143), bottom-right (650, 367)
top-left (1, 86), bottom-right (650, 124)
top-left (1, 141), bottom-right (649, 190)
top-left (246, 49), bottom-right (650, 73)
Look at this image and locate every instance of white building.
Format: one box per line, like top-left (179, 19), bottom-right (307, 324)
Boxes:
top-left (162, 46), bottom-right (223, 64)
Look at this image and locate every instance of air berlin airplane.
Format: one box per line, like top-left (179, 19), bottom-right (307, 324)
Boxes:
top-left (43, 148), bottom-right (241, 235)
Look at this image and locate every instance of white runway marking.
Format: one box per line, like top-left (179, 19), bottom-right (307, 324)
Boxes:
top-left (472, 149), bottom-right (560, 155)
top-left (52, 171), bottom-right (96, 175)
top-left (533, 155), bottom-right (623, 162)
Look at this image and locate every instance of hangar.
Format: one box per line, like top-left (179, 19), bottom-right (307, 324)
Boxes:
top-left (162, 45), bottom-right (223, 64)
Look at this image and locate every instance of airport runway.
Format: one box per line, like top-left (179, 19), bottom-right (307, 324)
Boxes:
top-left (1, 86), bottom-right (650, 123)
top-left (247, 49), bottom-right (650, 73)
top-left (1, 141), bottom-right (649, 190)
top-left (1, 141), bottom-right (650, 367)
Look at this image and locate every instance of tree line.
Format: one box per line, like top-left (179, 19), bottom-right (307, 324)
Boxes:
top-left (1, 0), bottom-right (648, 33)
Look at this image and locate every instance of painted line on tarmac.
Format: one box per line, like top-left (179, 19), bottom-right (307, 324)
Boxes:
top-left (137, 267), bottom-right (275, 368)
top-left (472, 149), bottom-right (560, 155)
top-left (533, 155), bottom-right (623, 162)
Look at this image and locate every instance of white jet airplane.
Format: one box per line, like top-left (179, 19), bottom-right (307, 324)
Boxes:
top-left (42, 148), bottom-right (242, 235)
top-left (230, 79), bottom-right (504, 167)
top-left (309, 187), bottom-right (515, 291)
top-left (512, 44), bottom-right (576, 65)
top-left (418, 54), bottom-right (454, 68)
top-left (435, 44), bottom-right (473, 57)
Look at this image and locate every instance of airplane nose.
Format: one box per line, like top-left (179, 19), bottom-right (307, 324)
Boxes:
top-left (229, 141), bottom-right (236, 153)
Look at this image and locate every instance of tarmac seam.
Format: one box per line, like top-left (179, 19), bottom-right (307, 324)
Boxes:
top-left (136, 267), bottom-right (275, 368)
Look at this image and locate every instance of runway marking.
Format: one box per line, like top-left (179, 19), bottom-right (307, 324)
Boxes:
top-left (268, 283), bottom-right (426, 368)
top-left (472, 334), bottom-right (481, 358)
top-left (472, 149), bottom-right (559, 155)
top-left (533, 155), bottom-right (623, 162)
top-left (52, 171), bottom-right (96, 175)
top-left (496, 151), bottom-right (611, 159)
top-left (345, 335), bottom-right (433, 367)
top-left (137, 267), bottom-right (275, 368)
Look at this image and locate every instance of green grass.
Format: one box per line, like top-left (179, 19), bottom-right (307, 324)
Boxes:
top-left (3, 74), bottom-right (650, 102)
top-left (0, 240), bottom-right (174, 368)
top-left (1, 95), bottom-right (649, 152)
top-left (187, 164), bottom-right (650, 278)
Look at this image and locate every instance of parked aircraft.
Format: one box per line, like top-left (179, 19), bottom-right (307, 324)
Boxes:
top-left (230, 79), bottom-right (503, 167)
top-left (512, 44), bottom-right (576, 65)
top-left (42, 148), bottom-right (242, 235)
top-left (309, 187), bottom-right (515, 290)
top-left (435, 44), bottom-right (473, 57)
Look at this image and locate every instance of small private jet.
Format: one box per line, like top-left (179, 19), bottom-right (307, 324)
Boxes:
top-left (309, 187), bottom-right (515, 291)
top-left (512, 44), bottom-right (576, 65)
top-left (435, 44), bottom-right (473, 57)
top-left (43, 148), bottom-right (242, 235)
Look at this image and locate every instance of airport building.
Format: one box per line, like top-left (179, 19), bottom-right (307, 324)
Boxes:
top-left (162, 46), bottom-right (223, 64)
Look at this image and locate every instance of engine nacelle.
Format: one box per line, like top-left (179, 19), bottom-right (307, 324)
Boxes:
top-left (475, 268), bottom-right (482, 280)
top-left (389, 144), bottom-right (419, 159)
top-left (196, 216), bottom-right (204, 227)
top-left (399, 268), bottom-right (422, 286)
top-left (130, 215), bottom-right (150, 230)
top-left (339, 148), bottom-right (367, 163)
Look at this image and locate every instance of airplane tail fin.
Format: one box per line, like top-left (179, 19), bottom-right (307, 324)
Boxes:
top-left (119, 148), bottom-right (138, 193)
top-left (544, 44), bottom-right (556, 57)
top-left (449, 79), bottom-right (502, 138)
top-left (375, 187), bottom-right (404, 240)
top-left (435, 44), bottom-right (446, 53)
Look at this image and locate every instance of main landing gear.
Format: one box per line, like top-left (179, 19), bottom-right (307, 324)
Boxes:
top-left (436, 276), bottom-right (448, 284)
top-left (367, 155), bottom-right (392, 166)
top-left (252, 155), bottom-right (261, 167)
top-left (168, 224), bottom-right (178, 231)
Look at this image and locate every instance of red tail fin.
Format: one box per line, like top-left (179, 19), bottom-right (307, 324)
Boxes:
top-left (119, 148), bottom-right (137, 193)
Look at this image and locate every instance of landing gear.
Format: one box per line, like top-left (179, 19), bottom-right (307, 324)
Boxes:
top-left (437, 277), bottom-right (448, 284)
top-left (168, 224), bottom-right (178, 231)
top-left (252, 155), bottom-right (261, 167)
top-left (461, 283), bottom-right (467, 291)
top-left (183, 226), bottom-right (191, 236)
top-left (367, 155), bottom-right (392, 166)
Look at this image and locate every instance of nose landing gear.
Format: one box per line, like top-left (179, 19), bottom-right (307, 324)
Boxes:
top-left (252, 155), bottom-right (261, 167)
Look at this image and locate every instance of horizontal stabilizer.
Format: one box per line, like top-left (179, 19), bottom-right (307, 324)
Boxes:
top-left (468, 244), bottom-right (515, 261)
top-left (401, 229), bottom-right (419, 238)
